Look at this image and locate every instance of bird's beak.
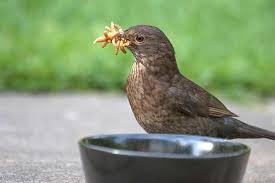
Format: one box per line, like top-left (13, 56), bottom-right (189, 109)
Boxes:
top-left (120, 30), bottom-right (130, 47)
top-left (120, 32), bottom-right (126, 39)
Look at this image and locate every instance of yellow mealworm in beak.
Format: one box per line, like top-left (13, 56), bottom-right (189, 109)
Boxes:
top-left (114, 23), bottom-right (121, 30)
top-left (103, 31), bottom-right (109, 38)
top-left (120, 44), bottom-right (126, 54)
top-left (108, 32), bottom-right (120, 39)
top-left (101, 42), bottom-right (108, 48)
top-left (105, 26), bottom-right (111, 31)
top-left (118, 40), bottom-right (122, 47)
top-left (114, 46), bottom-right (119, 55)
top-left (115, 40), bottom-right (123, 55)
top-left (112, 39), bottom-right (117, 46)
top-left (93, 36), bottom-right (106, 44)
top-left (94, 22), bottom-right (130, 55)
top-left (111, 22), bottom-right (115, 30)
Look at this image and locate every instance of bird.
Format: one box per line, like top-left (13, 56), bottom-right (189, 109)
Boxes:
top-left (120, 25), bottom-right (275, 140)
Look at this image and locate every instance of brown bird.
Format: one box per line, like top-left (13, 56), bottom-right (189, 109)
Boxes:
top-left (121, 25), bottom-right (275, 140)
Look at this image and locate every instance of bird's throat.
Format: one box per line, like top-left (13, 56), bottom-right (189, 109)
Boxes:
top-left (132, 54), bottom-right (179, 78)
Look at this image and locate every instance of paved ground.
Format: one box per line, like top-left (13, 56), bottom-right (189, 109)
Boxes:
top-left (0, 93), bottom-right (274, 183)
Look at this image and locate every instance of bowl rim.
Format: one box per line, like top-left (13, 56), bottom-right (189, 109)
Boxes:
top-left (79, 133), bottom-right (250, 159)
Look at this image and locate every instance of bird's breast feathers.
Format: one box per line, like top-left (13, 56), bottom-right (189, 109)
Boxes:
top-left (126, 62), bottom-right (172, 123)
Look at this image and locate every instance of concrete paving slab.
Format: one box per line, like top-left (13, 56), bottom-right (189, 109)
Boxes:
top-left (0, 93), bottom-right (274, 183)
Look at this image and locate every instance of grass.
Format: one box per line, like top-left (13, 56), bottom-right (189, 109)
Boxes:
top-left (0, 0), bottom-right (275, 100)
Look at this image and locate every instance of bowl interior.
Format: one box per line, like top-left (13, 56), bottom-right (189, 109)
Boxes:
top-left (80, 134), bottom-right (249, 158)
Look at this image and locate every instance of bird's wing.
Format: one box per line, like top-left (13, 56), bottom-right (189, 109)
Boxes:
top-left (168, 77), bottom-right (238, 118)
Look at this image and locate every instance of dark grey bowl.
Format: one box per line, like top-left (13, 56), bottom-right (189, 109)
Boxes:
top-left (79, 134), bottom-right (250, 183)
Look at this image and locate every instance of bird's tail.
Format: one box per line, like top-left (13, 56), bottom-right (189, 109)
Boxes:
top-left (219, 118), bottom-right (275, 140)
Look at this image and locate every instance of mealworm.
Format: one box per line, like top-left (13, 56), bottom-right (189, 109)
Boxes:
top-left (94, 22), bottom-right (130, 55)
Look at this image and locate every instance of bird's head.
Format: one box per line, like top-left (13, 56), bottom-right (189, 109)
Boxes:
top-left (122, 25), bottom-right (175, 64)
top-left (94, 24), bottom-right (178, 74)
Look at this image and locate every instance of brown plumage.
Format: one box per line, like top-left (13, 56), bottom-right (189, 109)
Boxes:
top-left (123, 25), bottom-right (275, 140)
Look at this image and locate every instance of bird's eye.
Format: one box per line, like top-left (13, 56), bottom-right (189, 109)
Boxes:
top-left (135, 35), bottom-right (144, 42)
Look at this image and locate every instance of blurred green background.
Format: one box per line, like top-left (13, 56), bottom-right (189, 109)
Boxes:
top-left (0, 0), bottom-right (274, 100)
